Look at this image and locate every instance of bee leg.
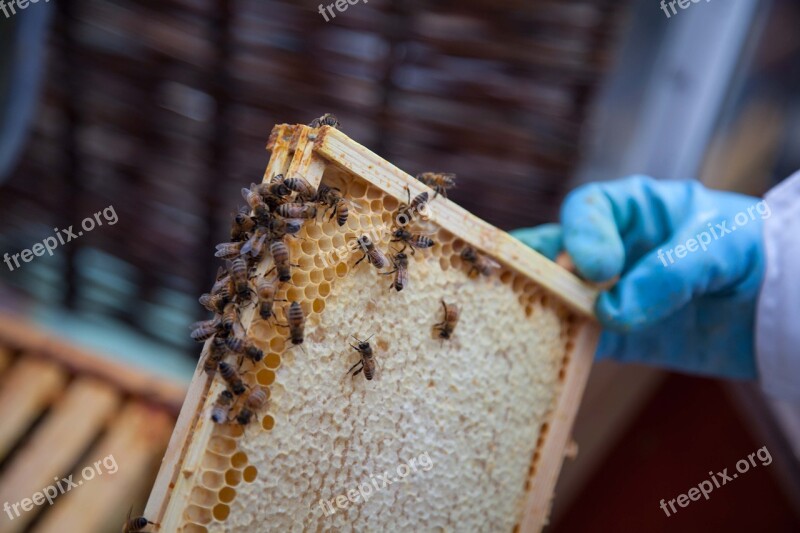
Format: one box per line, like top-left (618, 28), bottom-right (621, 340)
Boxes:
top-left (379, 268), bottom-right (398, 276)
top-left (347, 360), bottom-right (362, 374)
top-left (353, 253), bottom-right (367, 267)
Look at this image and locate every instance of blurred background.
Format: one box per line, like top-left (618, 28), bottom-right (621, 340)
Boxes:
top-left (0, 0), bottom-right (799, 531)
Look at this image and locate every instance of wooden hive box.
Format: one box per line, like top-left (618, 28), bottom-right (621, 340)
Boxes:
top-left (0, 315), bottom-right (183, 533)
top-left (145, 124), bottom-right (600, 532)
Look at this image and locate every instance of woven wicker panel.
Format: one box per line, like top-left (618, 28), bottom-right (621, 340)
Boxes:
top-left (0, 0), bottom-right (626, 353)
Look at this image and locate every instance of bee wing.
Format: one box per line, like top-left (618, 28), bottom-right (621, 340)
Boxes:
top-left (241, 187), bottom-right (253, 203)
top-left (349, 198), bottom-right (365, 213)
top-left (486, 257), bottom-right (502, 271)
top-left (240, 234), bottom-right (257, 257)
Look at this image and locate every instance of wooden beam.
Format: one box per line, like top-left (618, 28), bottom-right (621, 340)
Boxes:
top-left (0, 379), bottom-right (120, 533)
top-left (313, 125), bottom-right (598, 317)
top-left (0, 358), bottom-right (67, 461)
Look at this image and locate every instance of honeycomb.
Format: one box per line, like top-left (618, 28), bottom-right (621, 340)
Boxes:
top-left (174, 163), bottom-right (580, 532)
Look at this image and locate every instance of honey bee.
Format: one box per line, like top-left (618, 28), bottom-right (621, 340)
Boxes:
top-left (236, 387), bottom-right (269, 426)
top-left (203, 337), bottom-right (228, 376)
top-left (316, 184), bottom-right (349, 226)
top-left (283, 176), bottom-right (317, 201)
top-left (225, 336), bottom-right (264, 363)
top-left (460, 246), bottom-right (501, 277)
top-left (215, 241), bottom-right (244, 260)
top-left (219, 361), bottom-right (246, 395)
top-left (240, 227), bottom-right (270, 260)
top-left (276, 202), bottom-right (317, 219)
top-left (249, 176), bottom-right (290, 213)
top-left (286, 301), bottom-right (305, 345)
top-left (309, 113), bottom-right (340, 129)
top-left (347, 335), bottom-right (377, 381)
top-left (241, 184), bottom-right (269, 219)
top-left (269, 240), bottom-right (292, 283)
top-left (390, 229), bottom-right (434, 254)
top-left (122, 508), bottom-right (157, 533)
top-left (381, 251), bottom-right (409, 291)
top-left (354, 235), bottom-right (388, 269)
top-left (434, 300), bottom-right (459, 340)
top-left (227, 257), bottom-right (251, 300)
top-left (256, 276), bottom-right (281, 321)
top-left (190, 318), bottom-right (221, 342)
top-left (220, 302), bottom-right (244, 336)
top-left (416, 172), bottom-right (456, 199)
top-left (230, 207), bottom-right (255, 241)
top-left (210, 390), bottom-right (235, 424)
top-left (198, 292), bottom-right (227, 314)
top-left (398, 188), bottom-right (429, 220)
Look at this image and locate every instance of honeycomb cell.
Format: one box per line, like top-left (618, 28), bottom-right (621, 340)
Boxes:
top-left (331, 233), bottom-right (345, 249)
top-left (231, 451), bottom-right (249, 469)
top-left (304, 285), bottom-right (318, 299)
top-left (208, 436), bottom-right (237, 455)
top-left (243, 465), bottom-right (258, 483)
top-left (184, 506), bottom-right (212, 526)
top-left (450, 256), bottom-right (462, 270)
top-left (219, 486), bottom-right (237, 504)
top-left (346, 216), bottom-right (361, 231)
top-left (190, 487), bottom-right (218, 507)
top-left (439, 257), bottom-right (450, 271)
top-left (183, 523), bottom-right (209, 533)
top-left (310, 269), bottom-right (323, 283)
top-left (225, 469), bottom-right (242, 487)
top-left (322, 221), bottom-right (339, 236)
top-left (314, 254), bottom-right (326, 268)
top-left (348, 180), bottom-right (367, 198)
top-left (305, 224), bottom-right (322, 239)
top-left (313, 298), bottom-right (325, 314)
top-left (501, 271), bottom-right (513, 285)
top-left (262, 415), bottom-right (275, 430)
top-left (452, 239), bottom-right (465, 253)
top-left (250, 322), bottom-right (271, 340)
top-left (286, 287), bottom-right (304, 302)
top-left (318, 282), bottom-right (331, 298)
top-left (264, 352), bottom-right (281, 369)
top-left (369, 199), bottom-right (383, 212)
top-left (202, 452), bottom-right (230, 471)
top-left (213, 503), bottom-right (230, 521)
top-left (257, 369), bottom-right (275, 386)
top-left (201, 470), bottom-right (225, 490)
top-left (335, 263), bottom-right (349, 278)
top-left (323, 267), bottom-right (336, 281)
top-left (269, 337), bottom-right (285, 353)
top-left (383, 195), bottom-right (399, 211)
top-left (317, 236), bottom-right (333, 251)
top-left (298, 255), bottom-right (314, 270)
top-left (301, 240), bottom-right (318, 255)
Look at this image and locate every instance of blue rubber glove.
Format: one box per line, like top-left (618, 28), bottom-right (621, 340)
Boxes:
top-left (511, 176), bottom-right (768, 379)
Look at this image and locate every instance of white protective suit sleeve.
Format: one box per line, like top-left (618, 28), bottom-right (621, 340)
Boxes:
top-left (756, 170), bottom-right (800, 400)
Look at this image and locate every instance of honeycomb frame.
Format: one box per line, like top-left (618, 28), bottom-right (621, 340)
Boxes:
top-left (144, 124), bottom-right (600, 532)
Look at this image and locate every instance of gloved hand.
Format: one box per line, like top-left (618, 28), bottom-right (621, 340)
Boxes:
top-left (511, 176), bottom-right (768, 379)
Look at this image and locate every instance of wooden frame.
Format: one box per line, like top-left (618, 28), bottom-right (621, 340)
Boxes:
top-left (145, 124), bottom-right (600, 532)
